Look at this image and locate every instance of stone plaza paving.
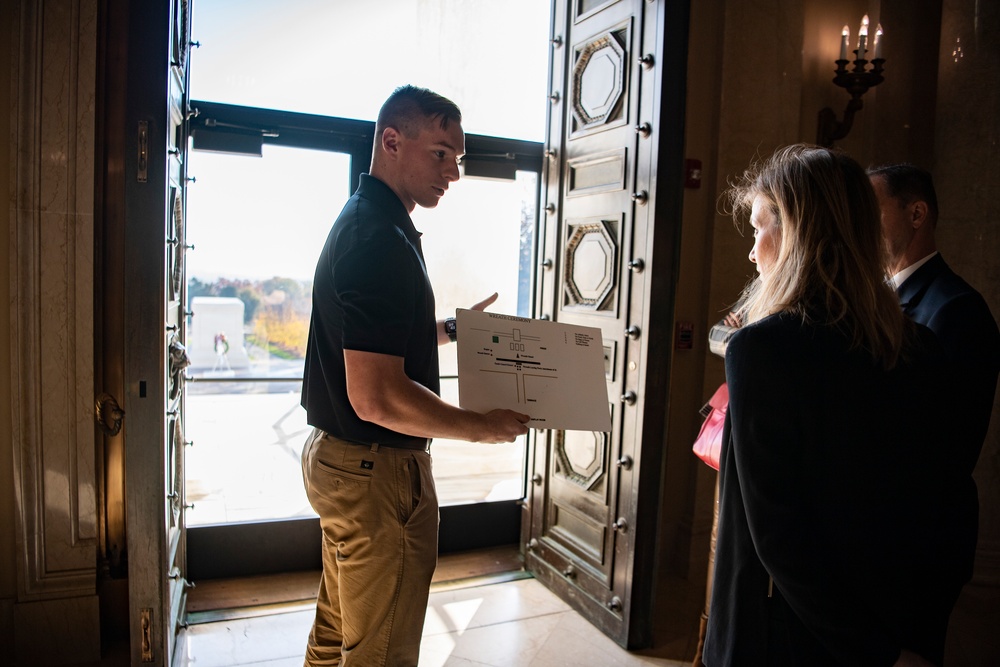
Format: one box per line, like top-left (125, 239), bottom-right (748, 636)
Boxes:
top-left (184, 383), bottom-right (526, 527)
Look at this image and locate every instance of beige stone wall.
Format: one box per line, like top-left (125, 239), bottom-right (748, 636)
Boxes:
top-left (668, 0), bottom-right (809, 592)
top-left (935, 0), bottom-right (1000, 580)
top-left (2, 0), bottom-right (17, 648)
top-left (671, 1), bottom-right (998, 663)
top-left (935, 1), bottom-right (1000, 663)
top-left (663, 0), bottom-right (728, 581)
top-left (4, 0), bottom-right (101, 663)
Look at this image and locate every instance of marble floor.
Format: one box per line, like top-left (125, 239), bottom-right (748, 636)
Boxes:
top-left (173, 577), bottom-right (689, 667)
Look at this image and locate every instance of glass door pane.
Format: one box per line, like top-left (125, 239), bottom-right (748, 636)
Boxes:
top-left (185, 143), bottom-right (539, 526)
top-left (417, 169), bottom-right (538, 505)
top-left (184, 145), bottom-right (350, 527)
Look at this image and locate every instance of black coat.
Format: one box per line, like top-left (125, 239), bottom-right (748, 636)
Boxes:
top-left (897, 253), bottom-right (999, 475)
top-left (704, 313), bottom-right (950, 667)
top-left (897, 253), bottom-right (1000, 656)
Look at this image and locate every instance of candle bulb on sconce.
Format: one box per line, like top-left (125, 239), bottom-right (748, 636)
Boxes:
top-left (816, 15), bottom-right (886, 147)
top-left (857, 14), bottom-right (869, 60)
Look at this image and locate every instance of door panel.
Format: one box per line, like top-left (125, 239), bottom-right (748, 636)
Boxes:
top-left (165, 19), bottom-right (191, 650)
top-left (164, 0), bottom-right (194, 655)
top-left (527, 0), bottom-right (686, 648)
top-left (119, 0), bottom-right (192, 663)
top-left (529, 0), bottom-right (637, 640)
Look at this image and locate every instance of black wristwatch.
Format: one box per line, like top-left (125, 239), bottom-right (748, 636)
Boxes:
top-left (444, 317), bottom-right (458, 343)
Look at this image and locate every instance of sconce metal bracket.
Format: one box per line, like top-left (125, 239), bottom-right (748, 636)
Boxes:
top-left (816, 57), bottom-right (885, 147)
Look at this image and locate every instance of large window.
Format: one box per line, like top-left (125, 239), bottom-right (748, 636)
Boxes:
top-left (191, 0), bottom-right (550, 141)
top-left (185, 2), bottom-right (550, 529)
top-left (184, 141), bottom-right (539, 525)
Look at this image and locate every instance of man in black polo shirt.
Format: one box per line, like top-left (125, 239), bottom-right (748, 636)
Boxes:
top-left (299, 85), bottom-right (530, 667)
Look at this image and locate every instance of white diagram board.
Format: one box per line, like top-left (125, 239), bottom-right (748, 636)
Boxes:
top-left (456, 308), bottom-right (611, 432)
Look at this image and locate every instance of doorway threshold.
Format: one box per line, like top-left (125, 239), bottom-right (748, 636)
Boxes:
top-left (185, 545), bottom-right (526, 626)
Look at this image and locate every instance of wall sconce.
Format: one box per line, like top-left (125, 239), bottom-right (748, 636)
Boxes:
top-left (817, 15), bottom-right (885, 147)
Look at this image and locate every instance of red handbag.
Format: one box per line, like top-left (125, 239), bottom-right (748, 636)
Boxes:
top-left (692, 383), bottom-right (728, 470)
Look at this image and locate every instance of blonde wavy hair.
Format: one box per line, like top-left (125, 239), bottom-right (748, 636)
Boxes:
top-left (730, 144), bottom-right (908, 368)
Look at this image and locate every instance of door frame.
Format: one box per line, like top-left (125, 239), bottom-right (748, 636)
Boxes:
top-left (183, 101), bottom-right (545, 580)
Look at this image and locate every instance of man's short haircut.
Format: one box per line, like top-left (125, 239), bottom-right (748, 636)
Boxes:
top-left (867, 163), bottom-right (940, 224)
top-left (376, 85), bottom-right (462, 139)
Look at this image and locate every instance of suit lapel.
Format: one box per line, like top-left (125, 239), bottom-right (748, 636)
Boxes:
top-left (897, 254), bottom-right (947, 315)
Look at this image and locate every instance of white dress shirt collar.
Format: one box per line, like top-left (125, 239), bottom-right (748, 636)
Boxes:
top-left (891, 251), bottom-right (938, 289)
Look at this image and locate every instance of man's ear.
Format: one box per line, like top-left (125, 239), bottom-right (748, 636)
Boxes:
top-left (380, 126), bottom-right (401, 158)
top-left (910, 200), bottom-right (929, 230)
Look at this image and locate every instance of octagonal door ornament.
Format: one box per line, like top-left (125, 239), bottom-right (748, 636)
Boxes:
top-left (553, 429), bottom-right (609, 492)
top-left (563, 219), bottom-right (619, 311)
top-left (571, 30), bottom-right (626, 132)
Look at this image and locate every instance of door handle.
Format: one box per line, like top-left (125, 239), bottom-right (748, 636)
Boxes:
top-left (95, 393), bottom-right (125, 436)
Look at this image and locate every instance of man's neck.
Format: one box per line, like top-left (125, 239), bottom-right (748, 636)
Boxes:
top-left (891, 237), bottom-right (937, 275)
top-left (367, 165), bottom-right (415, 214)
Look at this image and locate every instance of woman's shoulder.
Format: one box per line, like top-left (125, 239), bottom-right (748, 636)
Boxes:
top-left (726, 314), bottom-right (803, 371)
top-left (729, 312), bottom-right (804, 347)
top-left (728, 312), bottom-right (852, 367)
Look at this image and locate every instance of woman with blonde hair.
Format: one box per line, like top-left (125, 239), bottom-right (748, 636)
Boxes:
top-left (703, 145), bottom-right (950, 666)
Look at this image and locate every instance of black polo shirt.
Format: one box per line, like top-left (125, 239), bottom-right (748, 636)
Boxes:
top-left (301, 174), bottom-right (439, 449)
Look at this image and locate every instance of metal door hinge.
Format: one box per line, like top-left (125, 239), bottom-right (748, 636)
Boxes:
top-left (140, 607), bottom-right (154, 662)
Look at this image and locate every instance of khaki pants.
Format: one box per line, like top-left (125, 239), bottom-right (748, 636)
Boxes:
top-left (301, 429), bottom-right (438, 666)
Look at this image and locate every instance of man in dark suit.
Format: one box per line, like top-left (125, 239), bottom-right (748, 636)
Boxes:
top-left (869, 163), bottom-right (1000, 663)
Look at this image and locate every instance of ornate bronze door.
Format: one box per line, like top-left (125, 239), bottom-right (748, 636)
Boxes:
top-left (162, 0), bottom-right (194, 654)
top-left (113, 0), bottom-right (194, 663)
top-left (525, 0), bottom-right (687, 648)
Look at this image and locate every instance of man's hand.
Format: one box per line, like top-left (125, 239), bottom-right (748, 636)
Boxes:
top-left (474, 409), bottom-right (531, 443)
top-left (471, 292), bottom-right (499, 311)
top-left (439, 293), bottom-right (502, 346)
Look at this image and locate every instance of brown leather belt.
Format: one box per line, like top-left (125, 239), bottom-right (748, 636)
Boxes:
top-left (354, 437), bottom-right (430, 452)
top-left (377, 438), bottom-right (431, 452)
